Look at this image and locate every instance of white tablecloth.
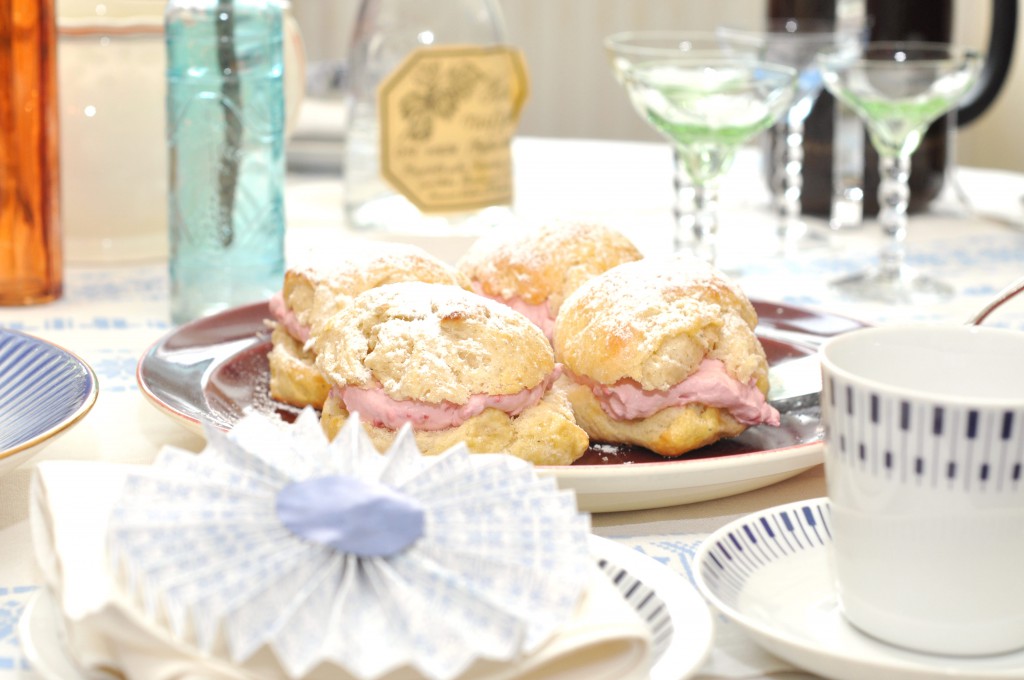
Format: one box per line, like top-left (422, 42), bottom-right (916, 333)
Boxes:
top-left (1, 137), bottom-right (1023, 679)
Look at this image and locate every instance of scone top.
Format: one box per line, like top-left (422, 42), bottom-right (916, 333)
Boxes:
top-left (312, 282), bottom-right (557, 405)
top-left (457, 220), bottom-right (643, 313)
top-left (554, 255), bottom-right (769, 393)
top-left (282, 242), bottom-right (471, 338)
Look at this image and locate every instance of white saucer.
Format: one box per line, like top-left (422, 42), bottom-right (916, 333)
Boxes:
top-left (20, 536), bottom-right (713, 680)
top-left (693, 497), bottom-right (1024, 680)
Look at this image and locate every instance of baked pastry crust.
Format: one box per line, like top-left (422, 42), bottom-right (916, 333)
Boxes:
top-left (313, 281), bottom-right (588, 463)
top-left (563, 381), bottom-right (747, 457)
top-left (283, 242), bottom-right (471, 339)
top-left (313, 282), bottom-right (556, 403)
top-left (457, 221), bottom-right (643, 316)
top-left (268, 326), bottom-right (331, 409)
top-left (269, 242), bottom-right (470, 409)
top-left (554, 256), bottom-right (764, 390)
top-left (553, 255), bottom-right (770, 457)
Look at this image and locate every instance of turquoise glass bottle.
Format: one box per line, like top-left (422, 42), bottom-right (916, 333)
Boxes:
top-left (165, 0), bottom-right (286, 324)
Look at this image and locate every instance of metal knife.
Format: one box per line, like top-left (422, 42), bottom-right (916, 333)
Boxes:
top-left (767, 354), bottom-right (822, 411)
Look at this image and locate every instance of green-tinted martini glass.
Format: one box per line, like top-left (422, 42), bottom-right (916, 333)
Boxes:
top-left (818, 41), bottom-right (983, 303)
top-left (605, 31), bottom-right (797, 266)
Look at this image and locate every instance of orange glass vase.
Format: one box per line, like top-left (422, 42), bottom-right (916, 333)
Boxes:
top-left (0, 0), bottom-right (62, 305)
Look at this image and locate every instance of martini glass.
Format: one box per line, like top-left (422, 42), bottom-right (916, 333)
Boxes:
top-left (818, 42), bottom-right (982, 303)
top-left (605, 31), bottom-right (797, 266)
top-left (717, 19), bottom-right (865, 252)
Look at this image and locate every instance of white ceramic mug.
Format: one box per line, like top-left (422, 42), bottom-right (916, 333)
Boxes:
top-left (57, 0), bottom-right (305, 263)
top-left (820, 324), bottom-right (1024, 656)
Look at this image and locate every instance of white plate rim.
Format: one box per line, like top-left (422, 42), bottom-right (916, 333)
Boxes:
top-left (0, 329), bottom-right (99, 464)
top-left (16, 587), bottom-right (89, 680)
top-left (590, 535), bottom-right (714, 680)
top-left (692, 497), bottom-right (1024, 680)
top-left (19, 536), bottom-right (712, 680)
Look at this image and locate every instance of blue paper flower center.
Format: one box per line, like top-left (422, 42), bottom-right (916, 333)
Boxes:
top-left (275, 475), bottom-right (425, 557)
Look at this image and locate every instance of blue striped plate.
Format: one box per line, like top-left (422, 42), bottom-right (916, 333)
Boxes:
top-left (694, 498), bottom-right (1024, 679)
top-left (0, 329), bottom-right (98, 475)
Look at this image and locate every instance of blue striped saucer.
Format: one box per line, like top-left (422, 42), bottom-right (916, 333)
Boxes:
top-left (0, 329), bottom-right (98, 476)
top-left (694, 497), bottom-right (1024, 680)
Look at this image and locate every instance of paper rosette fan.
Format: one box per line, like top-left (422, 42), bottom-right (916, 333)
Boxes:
top-left (106, 409), bottom-right (592, 680)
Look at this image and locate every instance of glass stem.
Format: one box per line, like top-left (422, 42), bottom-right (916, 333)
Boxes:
top-left (775, 118), bottom-right (804, 242)
top-left (672, 146), bottom-right (717, 264)
top-left (672, 147), bottom-right (696, 252)
top-left (877, 153), bottom-right (910, 278)
top-left (686, 183), bottom-right (718, 265)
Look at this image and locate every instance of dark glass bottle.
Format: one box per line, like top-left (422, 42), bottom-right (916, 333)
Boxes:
top-left (769, 0), bottom-right (1015, 217)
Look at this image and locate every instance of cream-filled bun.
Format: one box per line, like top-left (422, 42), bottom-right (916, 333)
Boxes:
top-left (553, 255), bottom-right (780, 457)
top-left (312, 281), bottom-right (589, 465)
top-left (457, 221), bottom-right (643, 341)
top-left (267, 243), bottom-right (470, 409)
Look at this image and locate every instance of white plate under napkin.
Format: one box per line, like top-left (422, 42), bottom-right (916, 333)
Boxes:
top-left (26, 458), bottom-right (712, 680)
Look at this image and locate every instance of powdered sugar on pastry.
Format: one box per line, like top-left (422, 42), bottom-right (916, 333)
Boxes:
top-left (281, 244), bottom-right (471, 340)
top-left (335, 366), bottom-right (563, 430)
top-left (313, 282), bottom-right (555, 404)
top-left (314, 281), bottom-right (589, 463)
top-left (568, 359), bottom-right (779, 426)
top-left (554, 256), bottom-right (762, 389)
top-left (268, 244), bottom-right (471, 410)
top-left (459, 220), bottom-right (643, 323)
top-left (553, 253), bottom-right (777, 456)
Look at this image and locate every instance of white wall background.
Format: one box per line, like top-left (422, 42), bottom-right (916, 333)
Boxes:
top-left (955, 3), bottom-right (1024, 173)
top-left (291, 0), bottom-right (1024, 172)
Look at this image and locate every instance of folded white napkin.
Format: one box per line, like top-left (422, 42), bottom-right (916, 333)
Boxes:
top-left (30, 459), bottom-right (652, 680)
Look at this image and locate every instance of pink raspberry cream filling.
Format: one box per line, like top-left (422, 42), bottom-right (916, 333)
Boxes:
top-left (571, 359), bottom-right (780, 426)
top-left (269, 292), bottom-right (310, 343)
top-left (335, 366), bottom-right (563, 431)
top-left (470, 283), bottom-right (557, 341)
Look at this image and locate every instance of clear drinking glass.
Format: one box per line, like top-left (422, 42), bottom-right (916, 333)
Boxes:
top-left (605, 31), bottom-right (796, 266)
top-left (818, 42), bottom-right (983, 303)
top-left (717, 19), bottom-right (865, 252)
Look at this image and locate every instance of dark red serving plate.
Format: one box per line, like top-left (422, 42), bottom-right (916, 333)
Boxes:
top-left (138, 299), bottom-right (866, 511)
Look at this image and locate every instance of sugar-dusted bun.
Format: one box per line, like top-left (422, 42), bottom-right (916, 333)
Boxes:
top-left (313, 281), bottom-right (588, 463)
top-left (457, 221), bottom-right (643, 339)
top-left (314, 282), bottom-right (553, 401)
top-left (553, 254), bottom-right (775, 457)
top-left (555, 255), bottom-right (762, 389)
top-left (267, 242), bottom-right (470, 409)
top-left (282, 242), bottom-right (471, 340)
